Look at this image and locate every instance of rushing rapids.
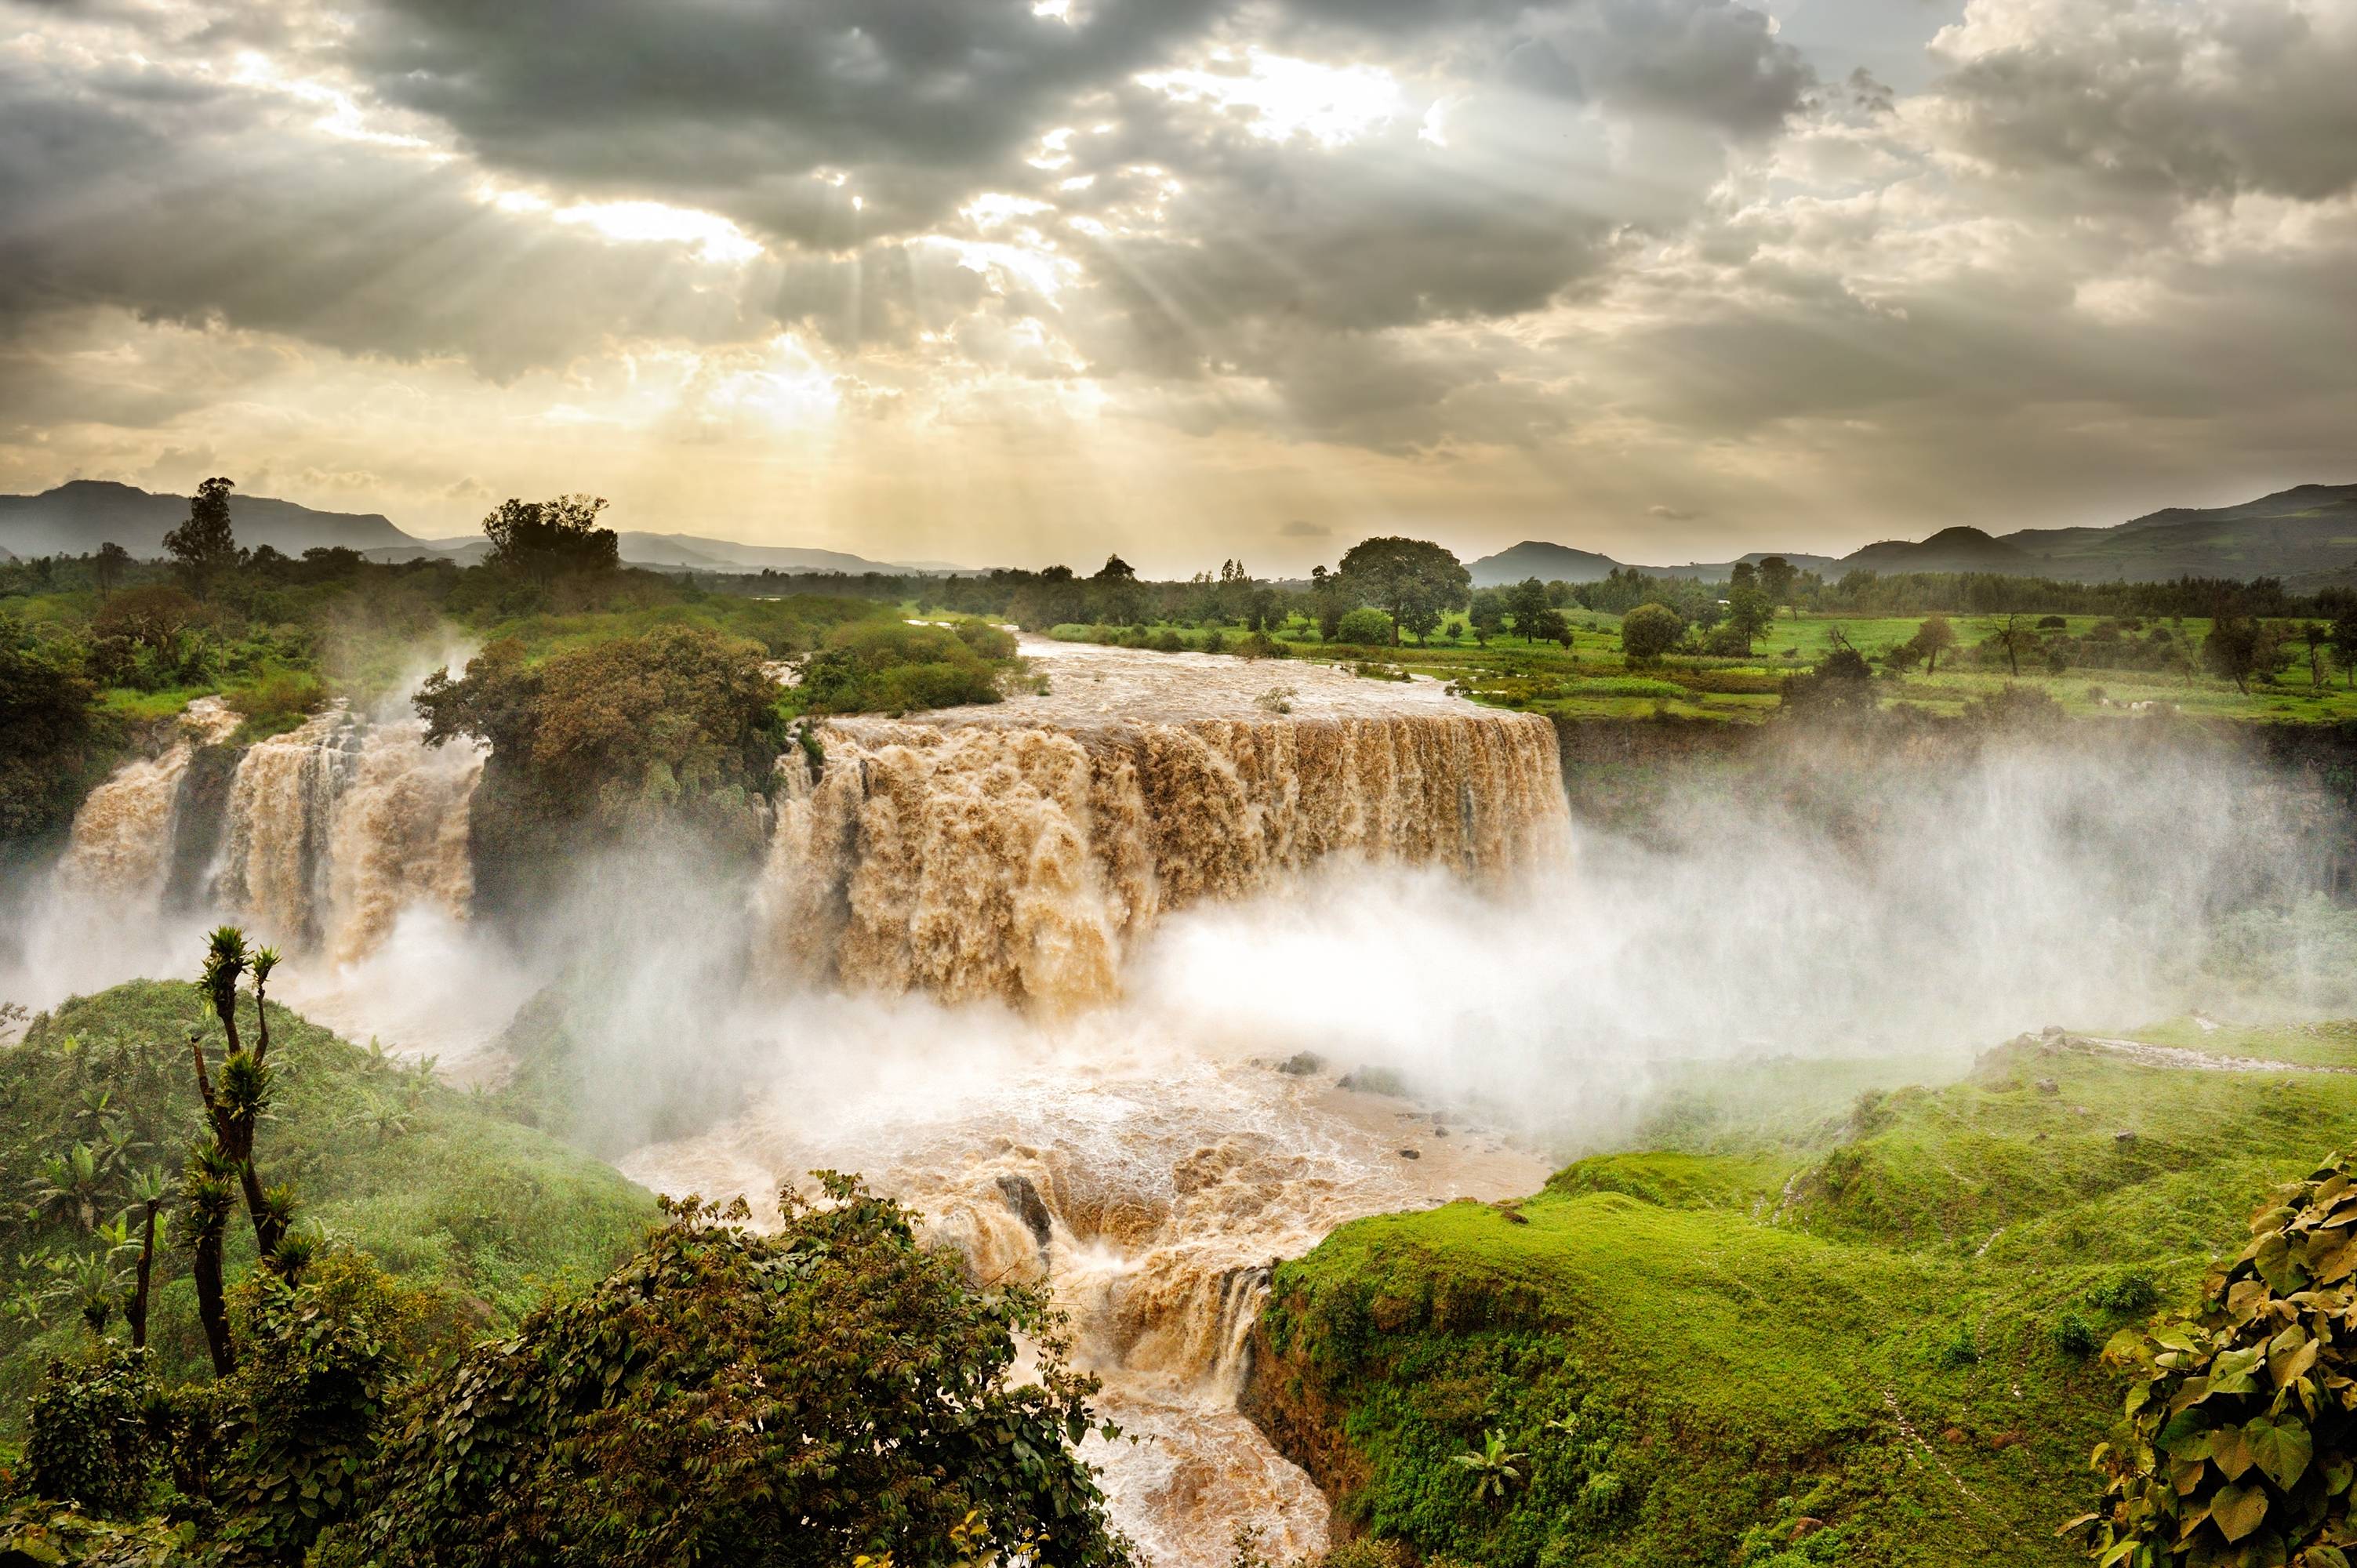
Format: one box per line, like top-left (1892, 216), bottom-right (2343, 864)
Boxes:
top-left (757, 637), bottom-right (1567, 1010)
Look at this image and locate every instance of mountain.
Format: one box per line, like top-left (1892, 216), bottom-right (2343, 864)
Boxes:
top-left (1466, 540), bottom-right (1624, 587)
top-left (0, 480), bottom-right (416, 558)
top-left (1979, 483), bottom-right (2357, 583)
top-left (1837, 525), bottom-right (2036, 575)
top-left (1644, 550), bottom-right (1840, 582)
top-left (365, 530), bottom-right (952, 575)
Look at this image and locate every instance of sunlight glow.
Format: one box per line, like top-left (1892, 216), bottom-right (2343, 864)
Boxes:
top-left (1139, 49), bottom-right (1401, 147)
top-left (551, 200), bottom-right (764, 263)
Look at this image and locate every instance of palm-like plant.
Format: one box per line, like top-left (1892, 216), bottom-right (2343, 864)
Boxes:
top-left (30, 1142), bottom-right (107, 1231)
top-left (1452, 1428), bottom-right (1527, 1503)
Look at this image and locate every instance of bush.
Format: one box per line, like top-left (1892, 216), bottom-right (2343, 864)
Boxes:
top-left (27, 1342), bottom-right (160, 1519)
top-left (225, 665), bottom-right (326, 740)
top-left (2074, 1152), bottom-right (2357, 1565)
top-left (2085, 1270), bottom-right (2160, 1314)
top-left (1335, 607), bottom-right (1393, 646)
top-left (319, 1178), bottom-right (1128, 1568)
top-left (2049, 1309), bottom-right (2101, 1358)
top-left (1619, 604), bottom-right (1683, 662)
top-left (1233, 632), bottom-right (1288, 660)
top-left (1150, 629), bottom-right (1186, 653)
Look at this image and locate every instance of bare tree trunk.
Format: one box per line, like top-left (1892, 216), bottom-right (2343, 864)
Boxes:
top-left (128, 1200), bottom-right (158, 1350)
top-left (193, 1218), bottom-right (234, 1376)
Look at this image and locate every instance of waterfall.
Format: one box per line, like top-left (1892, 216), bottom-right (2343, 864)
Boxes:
top-left (754, 710), bottom-right (1568, 1010)
top-left (58, 699), bottom-right (481, 966)
top-left (56, 698), bottom-right (238, 906)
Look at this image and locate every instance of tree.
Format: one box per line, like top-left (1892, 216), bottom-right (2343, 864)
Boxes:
top-left (0, 616), bottom-right (105, 843)
top-left (1527, 608), bottom-right (1572, 648)
top-left (93, 541), bottom-right (131, 601)
top-left (1721, 586), bottom-right (1774, 652)
top-left (1338, 537), bottom-right (1470, 648)
top-left (320, 1178), bottom-right (1131, 1568)
top-left (1758, 556), bottom-right (1797, 619)
top-left (1620, 603), bottom-right (1683, 663)
top-left (2072, 1151), bottom-right (2357, 1568)
top-left (1780, 630), bottom-right (1878, 721)
top-left (1468, 588), bottom-right (1505, 645)
top-left (1985, 612), bottom-right (2035, 678)
top-left (1091, 554), bottom-right (1136, 582)
top-left (1505, 577), bottom-right (1551, 642)
top-left (1909, 613), bottom-right (1957, 674)
top-left (2299, 622), bottom-right (2330, 688)
top-left (1335, 606), bottom-right (1393, 647)
top-left (162, 477), bottom-right (244, 599)
top-left (2333, 608), bottom-right (2357, 689)
top-left (2203, 615), bottom-right (2283, 695)
top-left (481, 495), bottom-right (620, 586)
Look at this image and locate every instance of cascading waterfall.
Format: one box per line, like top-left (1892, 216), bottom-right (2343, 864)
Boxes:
top-left (755, 707), bottom-right (1567, 1010)
top-left (645, 637), bottom-right (1571, 1565)
top-left (56, 698), bottom-right (238, 906)
top-left (57, 699), bottom-right (481, 965)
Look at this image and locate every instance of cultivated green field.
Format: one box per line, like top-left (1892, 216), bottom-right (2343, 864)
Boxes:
top-left (1051, 612), bottom-right (2357, 726)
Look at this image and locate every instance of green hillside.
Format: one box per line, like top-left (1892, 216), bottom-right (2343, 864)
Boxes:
top-left (0, 981), bottom-right (657, 1423)
top-left (1247, 1022), bottom-right (2357, 1567)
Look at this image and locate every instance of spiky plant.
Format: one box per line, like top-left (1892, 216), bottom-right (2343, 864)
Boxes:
top-left (1453, 1428), bottom-right (1527, 1504)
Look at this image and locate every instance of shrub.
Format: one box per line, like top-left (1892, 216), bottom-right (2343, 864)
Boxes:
top-left (1619, 604), bottom-right (1683, 662)
top-left (225, 665), bottom-right (326, 739)
top-left (2086, 1270), bottom-right (2161, 1314)
top-left (27, 1342), bottom-right (160, 1519)
top-left (1936, 1324), bottom-right (1981, 1368)
top-left (1201, 629), bottom-right (1227, 655)
top-left (1335, 607), bottom-right (1393, 646)
top-left (1150, 629), bottom-right (1186, 653)
top-left (2072, 1152), bottom-right (2357, 1566)
top-left (318, 1178), bottom-right (1128, 1568)
top-left (2050, 1309), bottom-right (2101, 1358)
top-left (1234, 632), bottom-right (1288, 660)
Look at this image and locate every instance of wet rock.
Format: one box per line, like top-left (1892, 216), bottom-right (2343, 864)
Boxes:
top-left (1398, 1148), bottom-right (1422, 1160)
top-left (1277, 1051), bottom-right (1327, 1076)
top-left (995, 1174), bottom-right (1053, 1250)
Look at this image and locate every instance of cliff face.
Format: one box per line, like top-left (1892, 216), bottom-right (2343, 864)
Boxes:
top-left (1237, 1310), bottom-right (1372, 1530)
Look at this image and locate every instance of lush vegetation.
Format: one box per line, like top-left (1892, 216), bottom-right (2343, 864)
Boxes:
top-left (0, 949), bottom-right (1127, 1566)
top-left (1249, 1021), bottom-right (2357, 1567)
top-left (0, 978), bottom-right (652, 1418)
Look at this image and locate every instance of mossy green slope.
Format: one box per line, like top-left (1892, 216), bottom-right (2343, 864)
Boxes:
top-left (0, 980), bottom-right (657, 1421)
top-left (1251, 1025), bottom-right (2357, 1568)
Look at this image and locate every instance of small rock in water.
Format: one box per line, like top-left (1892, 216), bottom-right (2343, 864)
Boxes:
top-left (1276, 1051), bottom-right (1326, 1076)
top-left (994, 1174), bottom-right (1054, 1250)
top-left (1398, 1148), bottom-right (1422, 1160)
top-left (1433, 1126), bottom-right (1450, 1138)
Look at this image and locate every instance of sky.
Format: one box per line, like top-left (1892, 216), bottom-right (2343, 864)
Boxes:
top-left (2, 0), bottom-right (2353, 575)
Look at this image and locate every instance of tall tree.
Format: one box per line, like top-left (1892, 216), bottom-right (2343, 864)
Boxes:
top-left (1758, 556), bottom-right (1797, 618)
top-left (482, 494), bottom-right (620, 586)
top-left (1338, 536), bottom-right (1470, 647)
top-left (93, 540), bottom-right (132, 601)
top-left (1505, 577), bottom-right (1551, 642)
top-left (162, 477), bottom-right (243, 599)
top-left (2333, 608), bottom-right (2357, 689)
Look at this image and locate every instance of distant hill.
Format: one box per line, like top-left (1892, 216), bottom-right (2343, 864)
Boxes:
top-left (0, 483), bottom-right (967, 576)
top-left (1467, 484), bottom-right (2357, 591)
top-left (0, 481), bottom-right (417, 558)
top-left (1467, 540), bottom-right (1624, 587)
top-left (1838, 526), bottom-right (2036, 575)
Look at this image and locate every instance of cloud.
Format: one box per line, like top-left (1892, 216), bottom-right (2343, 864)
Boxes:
top-left (1648, 503), bottom-right (1701, 521)
top-left (1277, 518), bottom-right (1330, 537)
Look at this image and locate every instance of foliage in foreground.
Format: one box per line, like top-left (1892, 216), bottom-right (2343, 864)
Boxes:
top-left (316, 1175), bottom-right (1128, 1568)
top-left (2076, 1153), bottom-right (2357, 1568)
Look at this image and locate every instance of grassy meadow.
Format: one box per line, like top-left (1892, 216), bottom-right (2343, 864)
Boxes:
top-left (1251, 1017), bottom-right (2357, 1568)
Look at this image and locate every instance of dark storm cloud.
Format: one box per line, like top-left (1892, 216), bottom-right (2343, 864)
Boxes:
top-left (0, 53), bottom-right (755, 378)
top-left (336, 0), bottom-right (1228, 242)
top-left (1931, 0), bottom-right (2357, 203)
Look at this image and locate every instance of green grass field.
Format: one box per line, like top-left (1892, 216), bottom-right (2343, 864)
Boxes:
top-left (1251, 1017), bottom-right (2357, 1567)
top-left (1051, 612), bottom-right (2357, 727)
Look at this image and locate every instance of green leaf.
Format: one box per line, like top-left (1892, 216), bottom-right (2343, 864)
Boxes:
top-left (2304, 1547), bottom-right (2352, 1568)
top-left (2244, 1414), bottom-right (2313, 1491)
top-left (2214, 1425), bottom-right (2257, 1482)
top-left (2211, 1480), bottom-right (2271, 1543)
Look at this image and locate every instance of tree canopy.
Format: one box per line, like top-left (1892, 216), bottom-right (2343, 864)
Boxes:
top-left (481, 495), bottom-right (620, 586)
top-left (318, 1177), bottom-right (1131, 1568)
top-left (162, 478), bottom-right (244, 598)
top-left (1338, 538), bottom-right (1469, 648)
